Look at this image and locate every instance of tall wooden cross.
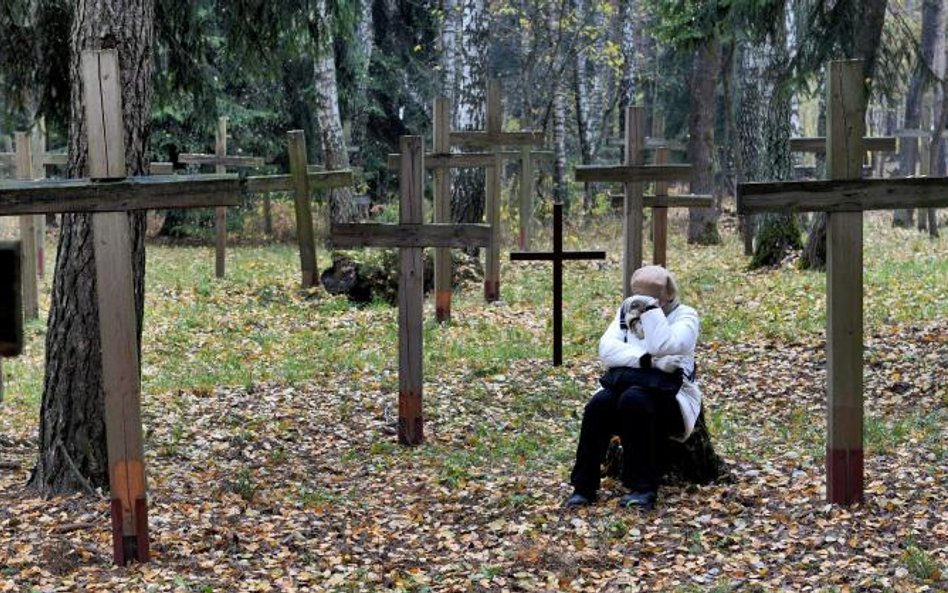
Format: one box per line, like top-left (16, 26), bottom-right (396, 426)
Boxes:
top-left (575, 106), bottom-right (696, 297)
top-left (387, 98), bottom-right (496, 322)
top-left (738, 60), bottom-right (948, 506)
top-left (332, 136), bottom-right (491, 445)
top-left (0, 49), bottom-right (242, 565)
top-left (244, 130), bottom-right (353, 288)
top-left (501, 147), bottom-right (554, 251)
top-left (450, 79), bottom-right (545, 302)
top-left (509, 202), bottom-right (606, 366)
top-left (179, 117), bottom-right (264, 279)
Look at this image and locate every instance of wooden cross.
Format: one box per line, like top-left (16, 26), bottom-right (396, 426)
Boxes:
top-left (575, 106), bottom-right (697, 297)
top-left (332, 136), bottom-right (491, 445)
top-left (738, 60), bottom-right (948, 506)
top-left (509, 202), bottom-right (606, 366)
top-left (450, 79), bottom-right (545, 302)
top-left (0, 49), bottom-right (242, 565)
top-left (244, 130), bottom-right (353, 288)
top-left (387, 98), bottom-right (496, 322)
top-left (179, 117), bottom-right (264, 279)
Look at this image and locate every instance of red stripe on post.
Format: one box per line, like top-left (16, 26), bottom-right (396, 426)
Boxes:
top-left (435, 291), bottom-right (451, 323)
top-left (398, 389), bottom-right (424, 445)
top-left (827, 447), bottom-right (864, 505)
top-left (484, 280), bottom-right (500, 302)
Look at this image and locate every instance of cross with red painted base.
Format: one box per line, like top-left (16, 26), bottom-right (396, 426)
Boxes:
top-left (738, 60), bottom-right (948, 505)
top-left (0, 49), bottom-right (242, 564)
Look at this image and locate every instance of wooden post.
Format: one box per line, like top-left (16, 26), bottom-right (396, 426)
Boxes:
top-left (81, 49), bottom-right (150, 564)
top-left (433, 98), bottom-right (453, 321)
top-left (519, 144), bottom-right (534, 250)
top-left (288, 131), bottom-right (318, 288)
top-left (826, 60), bottom-right (865, 506)
top-left (652, 146), bottom-right (669, 267)
top-left (30, 120), bottom-right (46, 279)
top-left (398, 136), bottom-right (425, 444)
top-left (215, 117), bottom-right (228, 278)
top-left (485, 80), bottom-right (503, 302)
top-left (14, 132), bottom-right (38, 320)
top-left (624, 107), bottom-right (646, 294)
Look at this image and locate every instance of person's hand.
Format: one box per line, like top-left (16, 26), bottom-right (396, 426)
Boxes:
top-left (621, 297), bottom-right (646, 339)
top-left (629, 294), bottom-right (659, 312)
top-left (653, 354), bottom-right (683, 373)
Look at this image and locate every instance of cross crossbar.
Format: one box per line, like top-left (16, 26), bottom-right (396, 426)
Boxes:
top-left (737, 177), bottom-right (948, 213)
top-left (790, 136), bottom-right (897, 153)
top-left (178, 153), bottom-right (265, 168)
top-left (386, 152), bottom-right (496, 170)
top-left (331, 223), bottom-right (491, 248)
top-left (449, 130), bottom-right (544, 147)
top-left (0, 175), bottom-right (240, 215)
top-left (574, 164), bottom-right (692, 183)
top-left (244, 170), bottom-right (354, 194)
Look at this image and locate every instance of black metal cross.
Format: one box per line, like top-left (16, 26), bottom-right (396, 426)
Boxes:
top-left (510, 202), bottom-right (606, 366)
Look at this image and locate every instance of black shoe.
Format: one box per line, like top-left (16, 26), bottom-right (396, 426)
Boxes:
top-left (565, 491), bottom-right (596, 507)
top-left (619, 491), bottom-right (656, 511)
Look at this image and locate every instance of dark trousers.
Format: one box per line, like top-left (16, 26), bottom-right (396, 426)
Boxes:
top-left (570, 368), bottom-right (685, 495)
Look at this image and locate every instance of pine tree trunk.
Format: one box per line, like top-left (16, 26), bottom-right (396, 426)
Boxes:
top-left (451, 0), bottom-right (488, 225)
top-left (29, 0), bottom-right (154, 495)
top-left (314, 0), bottom-right (357, 224)
top-left (686, 35), bottom-right (721, 245)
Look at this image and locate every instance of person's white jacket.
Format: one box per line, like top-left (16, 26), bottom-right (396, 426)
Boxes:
top-left (598, 303), bottom-right (701, 441)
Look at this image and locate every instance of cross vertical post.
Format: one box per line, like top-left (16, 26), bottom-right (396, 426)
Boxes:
top-left (624, 107), bottom-right (646, 290)
top-left (288, 130), bottom-right (318, 288)
top-left (826, 60), bottom-right (865, 505)
top-left (652, 146), bottom-right (669, 267)
top-left (82, 49), bottom-right (149, 564)
top-left (14, 132), bottom-right (38, 320)
top-left (485, 80), bottom-right (503, 302)
top-left (433, 98), bottom-right (453, 321)
top-left (398, 136), bottom-right (425, 444)
top-left (214, 117), bottom-right (228, 278)
top-left (519, 144), bottom-right (534, 250)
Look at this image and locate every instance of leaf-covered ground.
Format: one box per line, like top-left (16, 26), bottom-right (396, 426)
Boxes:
top-left (0, 211), bottom-right (946, 592)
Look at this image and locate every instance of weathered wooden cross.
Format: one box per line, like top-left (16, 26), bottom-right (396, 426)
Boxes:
top-left (244, 130), bottom-right (353, 288)
top-left (738, 60), bottom-right (948, 506)
top-left (0, 49), bottom-right (242, 565)
top-left (332, 136), bottom-right (491, 445)
top-left (509, 202), bottom-right (606, 366)
top-left (575, 106), bottom-right (703, 296)
top-left (179, 116), bottom-right (264, 279)
top-left (386, 98), bottom-right (496, 322)
top-left (450, 79), bottom-right (545, 302)
top-left (502, 146), bottom-right (554, 251)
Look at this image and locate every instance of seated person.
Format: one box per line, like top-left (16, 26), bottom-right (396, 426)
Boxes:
top-left (566, 265), bottom-right (701, 510)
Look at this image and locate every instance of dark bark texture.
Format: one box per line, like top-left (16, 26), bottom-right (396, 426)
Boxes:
top-left (687, 36), bottom-right (722, 245)
top-left (29, 0), bottom-right (154, 495)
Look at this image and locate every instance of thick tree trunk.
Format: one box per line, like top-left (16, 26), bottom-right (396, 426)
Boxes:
top-left (29, 0), bottom-right (154, 495)
top-left (451, 0), bottom-right (488, 226)
top-left (687, 36), bottom-right (722, 245)
top-left (314, 0), bottom-right (357, 224)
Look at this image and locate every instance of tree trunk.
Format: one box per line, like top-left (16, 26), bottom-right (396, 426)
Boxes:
top-left (896, 0), bottom-right (941, 227)
top-left (451, 0), bottom-right (488, 226)
top-left (314, 0), bottom-right (357, 224)
top-left (29, 0), bottom-right (154, 495)
top-left (573, 28), bottom-right (594, 212)
top-left (348, 0), bottom-right (375, 170)
top-left (548, 3), bottom-right (569, 208)
top-left (686, 35), bottom-right (722, 245)
top-left (751, 5), bottom-right (803, 268)
top-left (801, 1), bottom-right (887, 270)
top-left (924, 2), bottom-right (947, 238)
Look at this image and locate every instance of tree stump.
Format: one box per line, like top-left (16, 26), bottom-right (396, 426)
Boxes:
top-left (320, 250), bottom-right (482, 305)
top-left (602, 410), bottom-right (726, 486)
